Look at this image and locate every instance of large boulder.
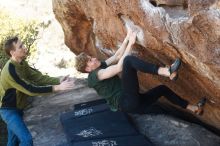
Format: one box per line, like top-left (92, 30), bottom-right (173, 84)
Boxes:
top-left (52, 0), bottom-right (220, 130)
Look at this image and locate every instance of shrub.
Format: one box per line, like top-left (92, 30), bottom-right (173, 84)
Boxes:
top-left (0, 9), bottom-right (47, 69)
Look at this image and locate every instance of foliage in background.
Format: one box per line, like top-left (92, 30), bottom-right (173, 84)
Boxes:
top-left (0, 9), bottom-right (49, 69)
top-left (0, 9), bottom-right (51, 145)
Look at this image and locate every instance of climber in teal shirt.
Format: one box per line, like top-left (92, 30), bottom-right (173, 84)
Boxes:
top-left (74, 28), bottom-right (206, 115)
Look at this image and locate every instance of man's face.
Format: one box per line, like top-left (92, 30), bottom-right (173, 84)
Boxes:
top-left (85, 55), bottom-right (101, 72)
top-left (11, 39), bottom-right (28, 60)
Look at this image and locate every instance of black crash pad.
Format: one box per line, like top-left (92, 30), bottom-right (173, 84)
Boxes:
top-left (72, 135), bottom-right (154, 146)
top-left (74, 99), bottom-right (106, 110)
top-left (61, 110), bottom-right (138, 143)
top-left (60, 103), bottom-right (110, 122)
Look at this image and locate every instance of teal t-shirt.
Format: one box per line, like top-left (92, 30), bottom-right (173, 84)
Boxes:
top-left (88, 62), bottom-right (121, 111)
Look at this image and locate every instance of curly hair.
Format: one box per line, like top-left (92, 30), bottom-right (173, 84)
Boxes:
top-left (74, 52), bottom-right (89, 73)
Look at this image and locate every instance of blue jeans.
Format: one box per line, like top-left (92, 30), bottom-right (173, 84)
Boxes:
top-left (0, 108), bottom-right (33, 146)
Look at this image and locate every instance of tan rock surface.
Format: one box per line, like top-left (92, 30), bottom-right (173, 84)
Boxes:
top-left (53, 0), bottom-right (220, 130)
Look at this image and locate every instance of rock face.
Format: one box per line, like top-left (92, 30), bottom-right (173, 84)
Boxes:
top-left (52, 0), bottom-right (220, 130)
top-left (132, 113), bottom-right (220, 146)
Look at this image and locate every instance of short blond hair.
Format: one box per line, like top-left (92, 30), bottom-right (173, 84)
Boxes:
top-left (74, 52), bottom-right (89, 73)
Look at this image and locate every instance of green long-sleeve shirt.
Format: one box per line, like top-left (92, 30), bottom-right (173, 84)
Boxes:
top-left (0, 59), bottom-right (60, 109)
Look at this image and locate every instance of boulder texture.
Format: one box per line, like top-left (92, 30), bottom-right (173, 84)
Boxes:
top-left (52, 0), bottom-right (220, 131)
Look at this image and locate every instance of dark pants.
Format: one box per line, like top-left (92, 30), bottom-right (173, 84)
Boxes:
top-left (119, 56), bottom-right (189, 114)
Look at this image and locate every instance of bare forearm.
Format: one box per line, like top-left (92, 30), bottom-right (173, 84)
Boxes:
top-left (52, 85), bottom-right (59, 92)
top-left (116, 43), bottom-right (133, 71)
top-left (105, 37), bottom-right (129, 66)
top-left (97, 43), bottom-right (133, 80)
top-left (98, 30), bottom-right (137, 81)
top-left (115, 36), bottom-right (129, 59)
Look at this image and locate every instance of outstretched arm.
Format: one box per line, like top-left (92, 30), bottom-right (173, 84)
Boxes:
top-left (105, 28), bottom-right (132, 66)
top-left (8, 64), bottom-right (75, 96)
top-left (97, 31), bottom-right (137, 80)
